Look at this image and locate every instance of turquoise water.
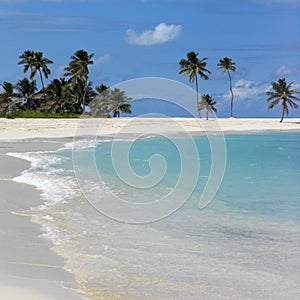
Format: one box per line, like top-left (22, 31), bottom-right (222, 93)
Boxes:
top-left (11, 132), bottom-right (300, 299)
top-left (220, 133), bottom-right (300, 221)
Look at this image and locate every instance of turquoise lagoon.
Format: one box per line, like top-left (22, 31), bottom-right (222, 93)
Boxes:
top-left (11, 132), bottom-right (300, 299)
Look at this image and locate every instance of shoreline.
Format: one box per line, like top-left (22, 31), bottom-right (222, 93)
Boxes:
top-left (0, 139), bottom-right (83, 300)
top-left (0, 118), bottom-right (299, 299)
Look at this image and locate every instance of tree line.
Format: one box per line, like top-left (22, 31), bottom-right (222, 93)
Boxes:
top-left (179, 51), bottom-right (299, 122)
top-left (0, 49), bottom-right (132, 118)
top-left (0, 49), bottom-right (299, 122)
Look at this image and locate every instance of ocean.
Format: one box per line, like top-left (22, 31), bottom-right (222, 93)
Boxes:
top-left (9, 132), bottom-right (300, 299)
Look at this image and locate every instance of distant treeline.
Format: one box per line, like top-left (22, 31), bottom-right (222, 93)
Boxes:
top-left (0, 49), bottom-right (132, 118)
top-left (0, 49), bottom-right (298, 122)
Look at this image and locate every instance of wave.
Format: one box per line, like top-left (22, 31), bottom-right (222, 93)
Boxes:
top-left (8, 151), bottom-right (79, 205)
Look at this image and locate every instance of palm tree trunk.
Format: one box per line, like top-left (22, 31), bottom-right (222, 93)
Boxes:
top-left (82, 80), bottom-right (88, 112)
top-left (280, 109), bottom-right (284, 123)
top-left (8, 101), bottom-right (13, 118)
top-left (228, 70), bottom-right (234, 117)
top-left (206, 110), bottom-right (208, 120)
top-left (38, 69), bottom-right (46, 107)
top-left (195, 76), bottom-right (201, 118)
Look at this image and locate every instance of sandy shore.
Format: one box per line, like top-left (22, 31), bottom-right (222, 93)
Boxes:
top-left (0, 117), bottom-right (299, 140)
top-left (0, 117), bottom-right (299, 299)
top-left (0, 139), bottom-right (83, 299)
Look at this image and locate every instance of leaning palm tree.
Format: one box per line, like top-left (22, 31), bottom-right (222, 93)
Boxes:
top-left (64, 49), bottom-right (94, 111)
top-left (266, 78), bottom-right (300, 122)
top-left (218, 57), bottom-right (236, 118)
top-left (179, 51), bottom-right (211, 117)
top-left (199, 94), bottom-right (217, 120)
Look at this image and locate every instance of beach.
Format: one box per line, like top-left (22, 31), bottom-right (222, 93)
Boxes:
top-left (0, 138), bottom-right (83, 299)
top-left (0, 117), bottom-right (299, 299)
top-left (1, 117), bottom-right (300, 140)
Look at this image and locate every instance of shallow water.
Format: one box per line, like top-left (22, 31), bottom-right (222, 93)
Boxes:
top-left (10, 132), bottom-right (300, 299)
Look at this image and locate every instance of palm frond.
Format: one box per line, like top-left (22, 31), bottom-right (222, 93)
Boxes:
top-left (268, 99), bottom-right (280, 109)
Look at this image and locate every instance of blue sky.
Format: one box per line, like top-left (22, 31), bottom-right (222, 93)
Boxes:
top-left (0, 0), bottom-right (299, 118)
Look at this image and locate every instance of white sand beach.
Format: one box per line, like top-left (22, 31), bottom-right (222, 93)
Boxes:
top-left (0, 117), bottom-right (299, 299)
top-left (0, 117), bottom-right (300, 140)
top-left (0, 138), bottom-right (83, 299)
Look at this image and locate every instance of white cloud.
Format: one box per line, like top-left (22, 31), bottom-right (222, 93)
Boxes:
top-left (125, 23), bottom-right (182, 46)
top-left (93, 54), bottom-right (112, 68)
top-left (294, 83), bottom-right (300, 89)
top-left (274, 65), bottom-right (299, 77)
top-left (223, 79), bottom-right (271, 101)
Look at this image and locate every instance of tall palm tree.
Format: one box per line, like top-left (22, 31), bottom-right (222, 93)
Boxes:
top-left (15, 78), bottom-right (37, 110)
top-left (218, 57), bottom-right (236, 118)
top-left (31, 52), bottom-right (53, 97)
top-left (0, 81), bottom-right (16, 118)
top-left (64, 49), bottom-right (94, 110)
top-left (18, 50), bottom-right (53, 104)
top-left (199, 94), bottom-right (217, 120)
top-left (266, 78), bottom-right (300, 122)
top-left (179, 51), bottom-right (211, 117)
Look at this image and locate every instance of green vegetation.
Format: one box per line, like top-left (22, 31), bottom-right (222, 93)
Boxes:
top-left (266, 78), bottom-right (300, 122)
top-left (18, 50), bottom-right (53, 104)
top-left (0, 81), bottom-right (16, 118)
top-left (64, 49), bottom-right (94, 111)
top-left (1, 49), bottom-right (299, 121)
top-left (0, 49), bottom-right (132, 118)
top-left (0, 110), bottom-right (81, 119)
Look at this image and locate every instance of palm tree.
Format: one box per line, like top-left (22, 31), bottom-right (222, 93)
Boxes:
top-left (15, 78), bottom-right (37, 110)
top-left (218, 57), bottom-right (236, 118)
top-left (18, 50), bottom-right (35, 74)
top-left (199, 94), bottom-right (217, 120)
top-left (266, 78), bottom-right (300, 122)
top-left (110, 88), bottom-right (132, 117)
top-left (46, 78), bottom-right (73, 113)
top-left (179, 51), bottom-right (211, 117)
top-left (18, 50), bottom-right (53, 104)
top-left (31, 52), bottom-right (53, 97)
top-left (0, 81), bottom-right (16, 118)
top-left (89, 88), bottom-right (112, 117)
top-left (64, 49), bottom-right (94, 111)
top-left (72, 78), bottom-right (96, 113)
